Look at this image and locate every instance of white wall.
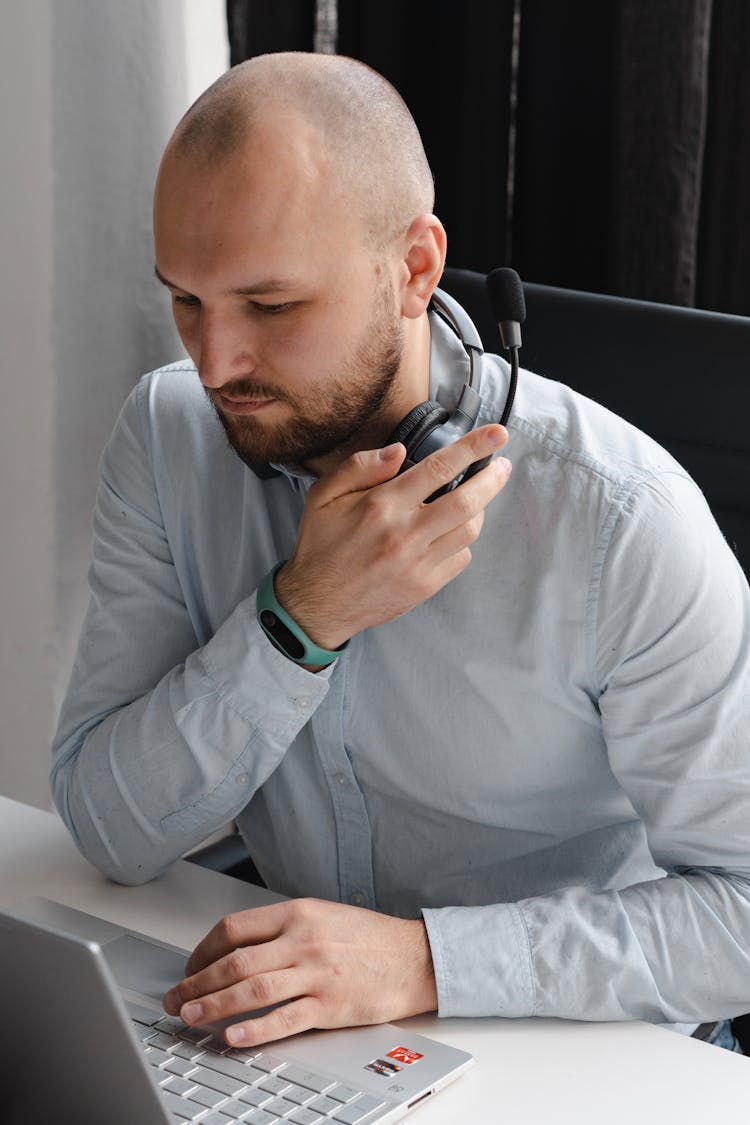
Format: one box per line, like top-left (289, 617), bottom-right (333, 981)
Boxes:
top-left (0, 0), bottom-right (229, 808)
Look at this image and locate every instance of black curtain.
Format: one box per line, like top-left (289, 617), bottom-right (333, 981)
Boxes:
top-left (227, 0), bottom-right (315, 59)
top-left (225, 0), bottom-right (750, 315)
top-left (697, 0), bottom-right (750, 315)
top-left (336, 1), bottom-right (517, 277)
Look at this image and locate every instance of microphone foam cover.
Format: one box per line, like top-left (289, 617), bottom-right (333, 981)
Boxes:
top-left (487, 267), bottom-right (526, 324)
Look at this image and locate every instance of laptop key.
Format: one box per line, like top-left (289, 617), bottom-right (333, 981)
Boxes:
top-left (202, 1053), bottom-right (267, 1083)
top-left (258, 1075), bottom-right (292, 1096)
top-left (278, 1066), bottom-right (334, 1094)
top-left (252, 1053), bottom-right (286, 1072)
top-left (308, 1095), bottom-right (342, 1116)
top-left (238, 1085), bottom-right (274, 1109)
top-left (243, 1111), bottom-right (282, 1125)
top-left (282, 1083), bottom-right (317, 1105)
top-left (161, 1090), bottom-right (203, 1120)
top-left (220, 1096), bottom-right (257, 1118)
top-left (179, 1025), bottom-right (215, 1045)
top-left (327, 1085), bottom-right (362, 1103)
top-left (189, 1085), bottom-right (227, 1109)
top-left (331, 1096), bottom-right (386, 1125)
top-left (156, 1016), bottom-right (191, 1036)
top-left (163, 1055), bottom-right (200, 1078)
top-left (144, 1045), bottom-right (172, 1067)
top-left (162, 1076), bottom-right (200, 1097)
top-left (172, 1041), bottom-right (207, 1061)
top-left (264, 1096), bottom-right (299, 1117)
top-left (199, 1111), bottom-right (243, 1125)
top-left (147, 1030), bottom-right (182, 1052)
top-left (232, 1064), bottom-right (270, 1086)
top-left (191, 1065), bottom-right (247, 1097)
top-left (201, 1033), bottom-right (233, 1054)
top-left (288, 1108), bottom-right (326, 1125)
top-left (125, 999), bottom-right (163, 1025)
top-left (228, 1046), bottom-right (263, 1064)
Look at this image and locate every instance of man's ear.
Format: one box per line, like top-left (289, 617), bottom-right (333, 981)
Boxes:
top-left (398, 215), bottom-right (447, 319)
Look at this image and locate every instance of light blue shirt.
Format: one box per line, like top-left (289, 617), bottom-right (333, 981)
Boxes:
top-left (51, 308), bottom-right (750, 1027)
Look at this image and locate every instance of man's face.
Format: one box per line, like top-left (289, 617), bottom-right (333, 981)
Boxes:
top-left (153, 130), bottom-right (407, 469)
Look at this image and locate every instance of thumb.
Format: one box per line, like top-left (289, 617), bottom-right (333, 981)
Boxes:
top-left (313, 442), bottom-right (407, 504)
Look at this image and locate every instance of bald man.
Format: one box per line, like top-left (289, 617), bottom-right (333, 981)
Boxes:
top-left (52, 54), bottom-right (750, 1054)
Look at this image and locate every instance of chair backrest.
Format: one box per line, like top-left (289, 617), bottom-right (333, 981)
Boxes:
top-left (441, 266), bottom-right (750, 575)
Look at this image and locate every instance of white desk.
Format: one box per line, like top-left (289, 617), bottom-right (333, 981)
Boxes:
top-left (1, 795), bottom-right (746, 1122)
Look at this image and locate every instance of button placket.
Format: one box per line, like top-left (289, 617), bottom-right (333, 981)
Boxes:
top-left (308, 650), bottom-right (376, 910)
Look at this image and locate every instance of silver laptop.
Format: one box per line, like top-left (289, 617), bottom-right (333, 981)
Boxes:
top-left (0, 899), bottom-right (473, 1125)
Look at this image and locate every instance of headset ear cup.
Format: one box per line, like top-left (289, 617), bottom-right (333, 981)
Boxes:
top-left (386, 401), bottom-right (450, 462)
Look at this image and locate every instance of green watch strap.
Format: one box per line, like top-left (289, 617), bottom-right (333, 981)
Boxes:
top-left (256, 562), bottom-right (349, 667)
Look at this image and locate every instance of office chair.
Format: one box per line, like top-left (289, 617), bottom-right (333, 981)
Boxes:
top-left (440, 266), bottom-right (750, 576)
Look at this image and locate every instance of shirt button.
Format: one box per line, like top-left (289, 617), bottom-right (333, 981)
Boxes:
top-left (236, 773), bottom-right (249, 785)
top-left (295, 695), bottom-right (312, 709)
top-left (335, 773), bottom-right (349, 787)
top-left (350, 892), bottom-right (365, 906)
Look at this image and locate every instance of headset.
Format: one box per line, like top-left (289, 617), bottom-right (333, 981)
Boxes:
top-left (384, 270), bottom-right (524, 500)
top-left (385, 287), bottom-right (485, 499)
top-left (244, 269), bottom-right (524, 500)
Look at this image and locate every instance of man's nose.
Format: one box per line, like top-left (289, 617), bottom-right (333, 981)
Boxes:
top-left (197, 311), bottom-right (256, 389)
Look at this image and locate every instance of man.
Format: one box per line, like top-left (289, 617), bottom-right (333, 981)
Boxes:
top-left (51, 53), bottom-right (750, 1053)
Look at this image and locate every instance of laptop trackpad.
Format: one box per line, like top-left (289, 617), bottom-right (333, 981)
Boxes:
top-left (102, 934), bottom-right (188, 1000)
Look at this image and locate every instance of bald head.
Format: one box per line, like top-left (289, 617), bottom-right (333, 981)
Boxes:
top-left (167, 52), bottom-right (435, 250)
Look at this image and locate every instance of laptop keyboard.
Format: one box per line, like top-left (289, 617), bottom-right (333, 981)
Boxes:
top-left (126, 1001), bottom-right (388, 1125)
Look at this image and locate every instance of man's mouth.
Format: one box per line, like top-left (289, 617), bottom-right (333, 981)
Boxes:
top-left (217, 394), bottom-right (276, 416)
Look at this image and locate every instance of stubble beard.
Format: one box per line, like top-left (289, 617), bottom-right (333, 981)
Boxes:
top-left (206, 285), bottom-right (405, 468)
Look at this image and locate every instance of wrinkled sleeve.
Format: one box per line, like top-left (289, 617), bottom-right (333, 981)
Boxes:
top-left (51, 380), bottom-right (331, 885)
top-left (424, 471), bottom-right (750, 1023)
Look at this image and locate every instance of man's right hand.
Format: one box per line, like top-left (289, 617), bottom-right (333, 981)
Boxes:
top-left (273, 424), bottom-right (511, 653)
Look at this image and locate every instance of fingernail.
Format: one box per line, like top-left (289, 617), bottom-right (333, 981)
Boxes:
top-left (379, 442), bottom-right (402, 461)
top-left (181, 1002), bottom-right (203, 1023)
top-left (226, 1025), bottom-right (245, 1045)
top-left (483, 426), bottom-right (506, 449)
top-left (494, 456), bottom-right (512, 475)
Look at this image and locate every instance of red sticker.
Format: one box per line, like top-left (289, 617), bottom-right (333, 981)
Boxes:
top-left (387, 1047), bottom-right (423, 1065)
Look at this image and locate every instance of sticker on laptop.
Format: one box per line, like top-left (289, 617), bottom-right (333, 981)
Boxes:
top-left (364, 1057), bottom-right (403, 1077)
top-left (387, 1047), bottom-right (424, 1065)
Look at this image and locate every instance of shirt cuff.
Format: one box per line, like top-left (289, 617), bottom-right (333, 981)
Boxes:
top-left (422, 903), bottom-right (536, 1017)
top-left (199, 600), bottom-right (335, 743)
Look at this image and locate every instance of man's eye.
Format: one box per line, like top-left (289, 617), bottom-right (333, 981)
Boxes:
top-left (252, 302), bottom-right (293, 315)
top-left (174, 294), bottom-right (200, 307)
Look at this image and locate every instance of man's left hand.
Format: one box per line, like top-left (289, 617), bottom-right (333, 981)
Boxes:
top-left (162, 898), bottom-right (438, 1047)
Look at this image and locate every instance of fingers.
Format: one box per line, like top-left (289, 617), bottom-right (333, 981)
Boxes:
top-left (308, 424), bottom-right (507, 511)
top-left (163, 935), bottom-right (294, 1018)
top-left (393, 423), bottom-right (508, 506)
top-left (310, 442), bottom-right (407, 505)
top-left (424, 456), bottom-right (511, 548)
top-left (225, 996), bottom-right (322, 1048)
top-left (178, 967), bottom-right (303, 1028)
top-left (183, 904), bottom-right (286, 976)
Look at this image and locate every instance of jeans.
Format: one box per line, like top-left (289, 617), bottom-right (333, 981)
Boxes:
top-left (692, 1019), bottom-right (744, 1054)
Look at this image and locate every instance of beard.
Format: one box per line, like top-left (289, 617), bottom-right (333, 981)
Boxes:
top-left (205, 281), bottom-right (404, 468)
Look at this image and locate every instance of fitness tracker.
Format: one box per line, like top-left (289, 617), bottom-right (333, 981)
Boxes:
top-left (256, 562), bottom-right (349, 667)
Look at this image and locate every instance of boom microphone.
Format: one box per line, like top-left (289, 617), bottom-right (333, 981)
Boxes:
top-left (486, 267), bottom-right (525, 426)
